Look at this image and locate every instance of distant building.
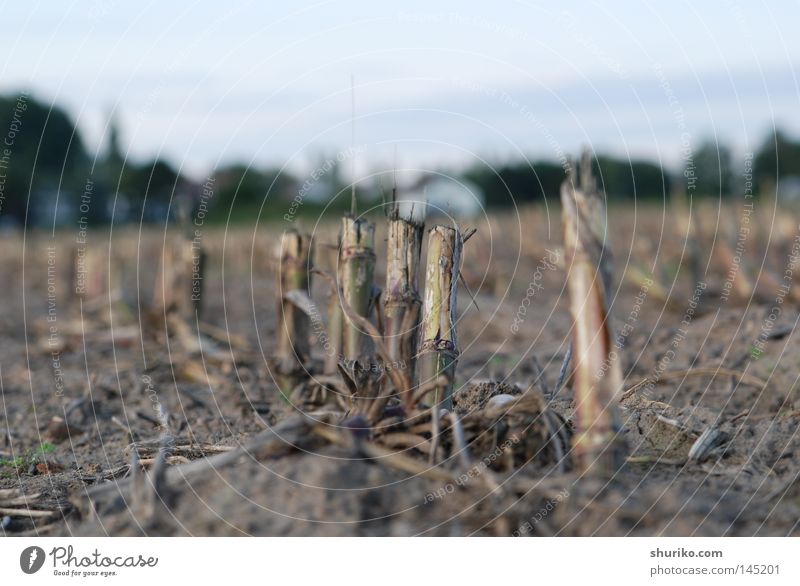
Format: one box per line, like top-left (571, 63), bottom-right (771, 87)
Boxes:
top-left (401, 174), bottom-right (485, 218)
top-left (778, 176), bottom-right (800, 200)
top-left (30, 188), bottom-right (77, 227)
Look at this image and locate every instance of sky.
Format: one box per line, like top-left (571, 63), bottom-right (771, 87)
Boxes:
top-left (1, 0), bottom-right (798, 180)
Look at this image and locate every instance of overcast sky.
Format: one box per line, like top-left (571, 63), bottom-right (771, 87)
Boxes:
top-left (1, 0), bottom-right (798, 180)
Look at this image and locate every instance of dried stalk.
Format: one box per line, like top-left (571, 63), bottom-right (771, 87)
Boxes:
top-left (314, 268), bottom-right (412, 421)
top-left (72, 243), bottom-right (104, 302)
top-left (620, 367), bottom-right (767, 401)
top-left (0, 507), bottom-right (57, 519)
top-left (339, 215), bottom-right (376, 361)
top-left (322, 241), bottom-right (343, 374)
top-left (81, 414), bottom-right (337, 513)
top-left (275, 229), bottom-right (313, 396)
top-left (312, 425), bottom-right (454, 483)
top-left (671, 184), bottom-right (702, 289)
top-left (153, 235), bottom-right (193, 320)
top-left (561, 150), bottom-right (624, 474)
top-left (152, 244), bottom-right (174, 314)
top-left (417, 225), bottom-right (463, 412)
top-left (191, 245), bottom-right (207, 320)
top-left (324, 299), bottom-right (343, 374)
top-left (714, 241), bottom-right (752, 301)
top-left (384, 205), bottom-right (424, 396)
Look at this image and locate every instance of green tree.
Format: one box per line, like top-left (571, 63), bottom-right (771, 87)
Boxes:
top-left (464, 155), bottom-right (671, 207)
top-left (463, 160), bottom-right (564, 207)
top-left (0, 92), bottom-right (90, 225)
top-left (754, 129), bottom-right (800, 189)
top-left (211, 164), bottom-right (296, 220)
top-left (594, 156), bottom-right (671, 200)
top-left (688, 140), bottom-right (733, 196)
top-left (121, 158), bottom-right (183, 201)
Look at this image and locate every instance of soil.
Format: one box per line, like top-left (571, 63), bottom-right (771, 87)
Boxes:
top-left (1, 206), bottom-right (799, 536)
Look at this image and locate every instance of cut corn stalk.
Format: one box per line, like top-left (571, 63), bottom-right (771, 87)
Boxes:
top-left (339, 215), bottom-right (376, 362)
top-left (561, 150), bottom-right (624, 474)
top-left (417, 225), bottom-right (463, 412)
top-left (153, 233), bottom-right (194, 320)
top-left (384, 204), bottom-right (424, 399)
top-left (275, 229), bottom-right (313, 396)
top-left (324, 240), bottom-right (343, 374)
top-left (152, 243), bottom-right (176, 315)
top-left (190, 244), bottom-right (207, 321)
top-left (72, 244), bottom-right (105, 303)
top-left (175, 236), bottom-right (194, 321)
top-left (325, 290), bottom-right (344, 374)
top-left (313, 267), bottom-right (412, 422)
top-left (714, 241), bottom-right (753, 302)
top-left (671, 184), bottom-right (702, 290)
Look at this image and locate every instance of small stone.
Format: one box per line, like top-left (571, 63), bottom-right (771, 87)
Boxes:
top-left (486, 394), bottom-right (517, 410)
top-left (342, 414), bottom-right (371, 439)
top-left (1, 515), bottom-right (23, 532)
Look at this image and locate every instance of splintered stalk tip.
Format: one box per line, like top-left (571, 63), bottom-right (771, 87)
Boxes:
top-left (561, 151), bottom-right (625, 475)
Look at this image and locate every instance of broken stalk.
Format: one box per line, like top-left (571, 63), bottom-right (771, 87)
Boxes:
top-left (324, 241), bottom-right (344, 374)
top-left (561, 150), bottom-right (625, 475)
top-left (384, 206), bottom-right (424, 400)
top-left (417, 225), bottom-right (463, 412)
top-left (339, 215), bottom-right (376, 362)
top-left (275, 229), bottom-right (314, 396)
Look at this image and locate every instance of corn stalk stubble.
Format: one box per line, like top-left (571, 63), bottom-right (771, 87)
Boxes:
top-left (418, 225), bottom-right (463, 412)
top-left (561, 152), bottom-right (625, 474)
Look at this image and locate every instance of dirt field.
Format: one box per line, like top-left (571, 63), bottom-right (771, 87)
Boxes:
top-left (1, 203), bottom-right (799, 536)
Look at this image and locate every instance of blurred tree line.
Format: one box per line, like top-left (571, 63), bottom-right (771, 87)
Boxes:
top-left (464, 156), bottom-right (671, 205)
top-left (2, 91), bottom-right (800, 227)
top-left (0, 92), bottom-right (189, 226)
top-left (0, 93), bottom-right (89, 224)
top-left (465, 133), bottom-right (800, 207)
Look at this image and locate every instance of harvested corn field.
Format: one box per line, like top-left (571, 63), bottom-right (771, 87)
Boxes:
top-left (3, 14), bottom-right (800, 583)
top-left (2, 175), bottom-right (799, 537)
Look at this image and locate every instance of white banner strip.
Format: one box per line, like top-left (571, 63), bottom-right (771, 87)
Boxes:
top-left (1, 537), bottom-right (798, 584)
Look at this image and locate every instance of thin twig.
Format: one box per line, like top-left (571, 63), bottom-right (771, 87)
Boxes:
top-left (552, 345), bottom-right (573, 397)
top-left (621, 368), bottom-right (767, 401)
top-left (0, 507), bottom-right (57, 519)
top-left (448, 412), bottom-right (472, 470)
top-left (530, 356), bottom-right (551, 397)
top-left (458, 271), bottom-right (480, 311)
top-left (314, 268), bottom-right (412, 400)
